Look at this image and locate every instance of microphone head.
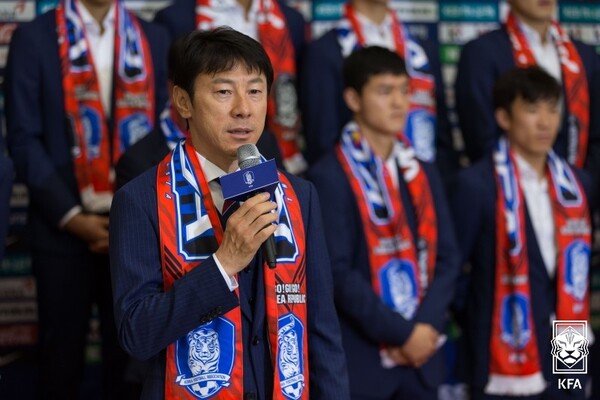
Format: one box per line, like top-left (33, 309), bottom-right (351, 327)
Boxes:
top-left (237, 144), bottom-right (262, 169)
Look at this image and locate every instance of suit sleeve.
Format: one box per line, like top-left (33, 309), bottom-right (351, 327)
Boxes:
top-left (303, 182), bottom-right (350, 399)
top-left (309, 162), bottom-right (416, 346)
top-left (421, 39), bottom-right (458, 180)
top-left (109, 182), bottom-right (239, 361)
top-left (299, 36), bottom-right (347, 165)
top-left (413, 164), bottom-right (461, 332)
top-left (4, 24), bottom-right (79, 226)
top-left (454, 38), bottom-right (500, 164)
top-left (582, 44), bottom-right (600, 204)
top-left (447, 168), bottom-right (485, 316)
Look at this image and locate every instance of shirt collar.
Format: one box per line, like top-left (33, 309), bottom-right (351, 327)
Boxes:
top-left (195, 151), bottom-right (230, 183)
top-left (211, 0), bottom-right (259, 16)
top-left (514, 152), bottom-right (548, 187)
top-left (77, 0), bottom-right (116, 36)
top-left (355, 10), bottom-right (393, 33)
top-left (517, 17), bottom-right (552, 46)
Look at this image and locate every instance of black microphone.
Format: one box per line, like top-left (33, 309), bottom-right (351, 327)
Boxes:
top-left (237, 144), bottom-right (277, 269)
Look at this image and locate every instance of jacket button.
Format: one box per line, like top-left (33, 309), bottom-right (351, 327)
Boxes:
top-left (252, 336), bottom-right (259, 345)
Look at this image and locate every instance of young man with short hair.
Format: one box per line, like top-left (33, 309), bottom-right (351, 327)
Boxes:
top-left (450, 66), bottom-right (591, 399)
top-left (308, 46), bottom-right (460, 400)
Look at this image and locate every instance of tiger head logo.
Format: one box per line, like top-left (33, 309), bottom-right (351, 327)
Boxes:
top-left (551, 326), bottom-right (589, 368)
top-left (187, 328), bottom-right (220, 376)
top-left (278, 328), bottom-right (300, 379)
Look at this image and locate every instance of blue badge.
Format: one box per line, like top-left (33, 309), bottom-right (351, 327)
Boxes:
top-left (119, 113), bottom-right (152, 150)
top-left (79, 106), bottom-right (102, 159)
top-left (379, 259), bottom-right (418, 319)
top-left (404, 109), bottom-right (436, 162)
top-left (277, 314), bottom-right (305, 400)
top-left (175, 317), bottom-right (236, 399)
top-left (565, 240), bottom-right (590, 302)
top-left (500, 293), bottom-right (531, 350)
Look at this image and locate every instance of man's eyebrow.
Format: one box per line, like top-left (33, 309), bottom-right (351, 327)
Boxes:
top-left (211, 76), bottom-right (265, 85)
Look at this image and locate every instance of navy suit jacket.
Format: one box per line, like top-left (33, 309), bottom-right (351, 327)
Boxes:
top-left (4, 10), bottom-right (169, 255)
top-left (0, 136), bottom-right (13, 263)
top-left (300, 30), bottom-right (454, 174)
top-left (109, 166), bottom-right (350, 399)
top-left (455, 27), bottom-right (600, 190)
top-left (448, 154), bottom-right (591, 393)
top-left (153, 0), bottom-right (306, 69)
top-left (307, 153), bottom-right (460, 397)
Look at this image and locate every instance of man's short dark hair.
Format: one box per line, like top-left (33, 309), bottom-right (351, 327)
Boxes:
top-left (493, 66), bottom-right (561, 113)
top-left (172, 27), bottom-right (274, 100)
top-left (343, 46), bottom-right (408, 93)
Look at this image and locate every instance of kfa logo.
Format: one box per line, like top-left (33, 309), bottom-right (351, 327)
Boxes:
top-left (551, 320), bottom-right (588, 374)
top-left (243, 170), bottom-right (255, 186)
top-left (551, 320), bottom-right (588, 390)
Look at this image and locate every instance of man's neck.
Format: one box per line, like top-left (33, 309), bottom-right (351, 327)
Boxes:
top-left (357, 124), bottom-right (395, 161)
top-left (352, 0), bottom-right (389, 25)
top-left (515, 150), bottom-right (547, 180)
top-left (79, 0), bottom-right (113, 27)
top-left (514, 11), bottom-right (552, 44)
top-left (236, 0), bottom-right (253, 20)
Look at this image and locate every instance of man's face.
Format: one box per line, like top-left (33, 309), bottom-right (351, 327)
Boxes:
top-left (175, 64), bottom-right (267, 170)
top-left (345, 73), bottom-right (409, 139)
top-left (497, 96), bottom-right (560, 159)
top-left (509, 0), bottom-right (556, 25)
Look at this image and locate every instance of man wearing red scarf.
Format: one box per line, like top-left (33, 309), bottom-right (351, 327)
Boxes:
top-left (308, 46), bottom-right (460, 400)
top-left (300, 0), bottom-right (454, 178)
top-left (450, 66), bottom-right (592, 399)
top-left (455, 0), bottom-right (600, 192)
top-left (153, 0), bottom-right (308, 175)
top-left (109, 28), bottom-right (349, 400)
top-left (4, 0), bottom-right (168, 398)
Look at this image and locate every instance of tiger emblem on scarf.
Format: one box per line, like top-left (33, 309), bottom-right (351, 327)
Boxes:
top-left (187, 328), bottom-right (220, 375)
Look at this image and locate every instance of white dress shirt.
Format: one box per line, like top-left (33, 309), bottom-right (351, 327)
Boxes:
top-left (78, 1), bottom-right (115, 116)
top-left (356, 11), bottom-right (395, 51)
top-left (195, 151), bottom-right (239, 291)
top-left (515, 154), bottom-right (556, 278)
top-left (204, 0), bottom-right (259, 40)
top-left (518, 21), bottom-right (562, 84)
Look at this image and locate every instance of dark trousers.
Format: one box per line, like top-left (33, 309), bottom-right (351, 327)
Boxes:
top-left (33, 250), bottom-right (129, 400)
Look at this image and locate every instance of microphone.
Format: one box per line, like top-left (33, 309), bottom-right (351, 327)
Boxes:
top-left (237, 144), bottom-right (277, 269)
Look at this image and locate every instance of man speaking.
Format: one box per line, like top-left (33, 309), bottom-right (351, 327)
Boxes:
top-left (109, 28), bottom-right (350, 399)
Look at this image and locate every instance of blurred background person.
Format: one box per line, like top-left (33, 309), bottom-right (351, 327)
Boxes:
top-left (450, 66), bottom-right (591, 400)
top-left (308, 46), bottom-right (460, 400)
top-left (4, 0), bottom-right (168, 398)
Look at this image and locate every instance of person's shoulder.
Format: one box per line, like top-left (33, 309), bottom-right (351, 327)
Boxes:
top-left (306, 152), bottom-right (342, 181)
top-left (304, 30), bottom-right (341, 64)
top-left (276, 0), bottom-right (305, 24)
top-left (135, 15), bottom-right (169, 40)
top-left (13, 8), bottom-right (55, 36)
top-left (461, 27), bottom-right (508, 53)
top-left (154, 0), bottom-right (193, 18)
top-left (118, 164), bottom-right (159, 197)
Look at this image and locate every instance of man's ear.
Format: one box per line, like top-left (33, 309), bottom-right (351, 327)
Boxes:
top-left (172, 85), bottom-right (193, 119)
top-left (343, 87), bottom-right (361, 113)
top-left (495, 108), bottom-right (511, 132)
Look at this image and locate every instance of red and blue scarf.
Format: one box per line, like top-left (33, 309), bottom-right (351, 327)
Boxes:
top-left (336, 121), bottom-right (437, 363)
top-left (196, 0), bottom-right (306, 174)
top-left (505, 11), bottom-right (589, 168)
top-left (487, 137), bottom-right (590, 395)
top-left (57, 0), bottom-right (155, 211)
top-left (337, 4), bottom-right (437, 162)
top-left (157, 140), bottom-right (309, 399)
